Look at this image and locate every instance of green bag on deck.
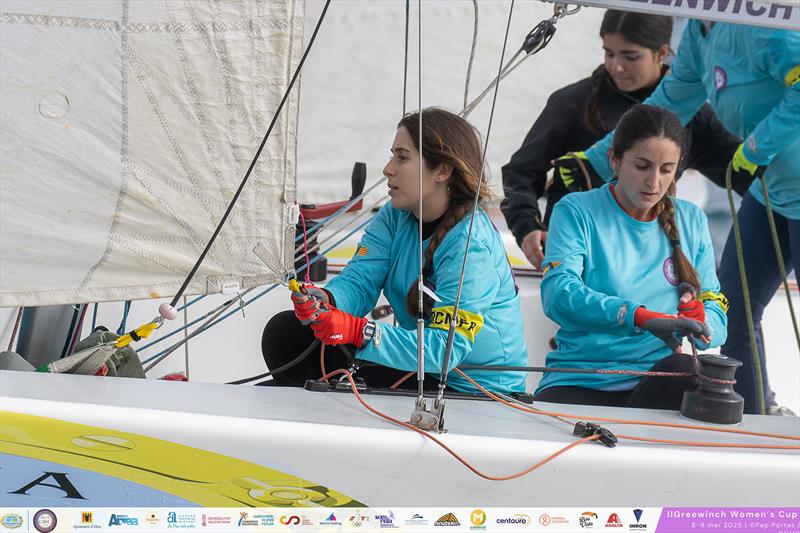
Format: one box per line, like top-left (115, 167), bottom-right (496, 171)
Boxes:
top-left (72, 329), bottom-right (146, 378)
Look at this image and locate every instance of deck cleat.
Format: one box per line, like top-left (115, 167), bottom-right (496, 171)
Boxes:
top-left (573, 421), bottom-right (617, 447)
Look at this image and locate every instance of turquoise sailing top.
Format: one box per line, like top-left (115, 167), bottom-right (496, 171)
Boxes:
top-left (537, 185), bottom-right (728, 393)
top-left (326, 203), bottom-right (528, 393)
top-left (585, 21), bottom-right (800, 219)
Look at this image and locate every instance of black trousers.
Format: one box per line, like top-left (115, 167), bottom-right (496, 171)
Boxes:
top-left (533, 353), bottom-right (700, 410)
top-left (261, 310), bottom-right (440, 390)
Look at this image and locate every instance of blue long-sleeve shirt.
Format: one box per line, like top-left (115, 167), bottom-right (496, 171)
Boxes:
top-left (585, 21), bottom-right (800, 219)
top-left (325, 203), bottom-right (528, 393)
top-left (537, 185), bottom-right (728, 392)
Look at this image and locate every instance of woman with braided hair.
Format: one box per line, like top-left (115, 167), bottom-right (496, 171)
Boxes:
top-left (501, 9), bottom-right (744, 271)
top-left (262, 108), bottom-right (528, 393)
top-left (535, 105), bottom-right (728, 409)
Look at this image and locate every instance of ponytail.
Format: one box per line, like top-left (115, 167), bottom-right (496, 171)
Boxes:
top-left (654, 182), bottom-right (701, 291)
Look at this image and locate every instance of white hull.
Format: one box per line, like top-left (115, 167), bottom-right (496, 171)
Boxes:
top-left (2, 371), bottom-right (798, 508)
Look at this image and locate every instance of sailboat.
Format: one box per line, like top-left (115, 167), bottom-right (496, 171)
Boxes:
top-left (1, 0), bottom-right (798, 519)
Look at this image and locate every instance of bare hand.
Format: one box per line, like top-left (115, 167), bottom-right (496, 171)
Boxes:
top-left (521, 230), bottom-right (547, 270)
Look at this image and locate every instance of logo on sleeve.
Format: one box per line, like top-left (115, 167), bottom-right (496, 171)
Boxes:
top-left (713, 66), bottom-right (727, 91)
top-left (662, 257), bottom-right (678, 286)
top-left (355, 245), bottom-right (368, 257)
top-left (542, 261), bottom-right (561, 275)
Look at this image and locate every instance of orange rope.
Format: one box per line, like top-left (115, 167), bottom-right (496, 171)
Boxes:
top-left (319, 343), bottom-right (327, 384)
top-left (321, 368), bottom-right (600, 480)
top-left (390, 371), bottom-right (416, 389)
top-left (454, 369), bottom-right (800, 448)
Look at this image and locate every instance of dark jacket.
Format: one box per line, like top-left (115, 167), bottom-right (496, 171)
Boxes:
top-left (500, 70), bottom-right (745, 247)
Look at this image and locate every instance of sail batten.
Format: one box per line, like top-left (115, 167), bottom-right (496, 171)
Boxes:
top-left (1, 0), bottom-right (302, 307)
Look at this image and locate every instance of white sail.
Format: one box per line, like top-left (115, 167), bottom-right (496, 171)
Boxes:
top-left (0, 0), bottom-right (303, 307)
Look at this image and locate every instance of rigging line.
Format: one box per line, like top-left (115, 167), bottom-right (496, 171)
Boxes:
top-left (139, 205), bottom-right (379, 355)
top-left (228, 339), bottom-right (322, 385)
top-left (460, 10), bottom-right (562, 118)
top-left (6, 307), bottom-right (23, 352)
top-left (67, 304), bottom-right (89, 356)
top-left (90, 303), bottom-right (98, 332)
top-left (459, 363), bottom-right (734, 386)
top-left (416, 0), bottom-right (425, 397)
top-left (758, 174), bottom-right (800, 350)
top-left (454, 369), bottom-right (800, 442)
top-left (142, 288), bottom-right (256, 372)
top-left (142, 215), bottom-right (376, 363)
top-left (293, 196), bottom-right (387, 258)
top-left (437, 0), bottom-right (516, 390)
top-left (168, 0), bottom-right (333, 309)
top-left (293, 176), bottom-right (388, 245)
top-left (403, 0), bottom-right (410, 115)
top-left (116, 301), bottom-right (132, 336)
top-left (463, 0), bottom-right (479, 110)
top-left (59, 305), bottom-right (81, 359)
top-left (323, 368), bottom-right (602, 481)
top-left (725, 163), bottom-right (766, 415)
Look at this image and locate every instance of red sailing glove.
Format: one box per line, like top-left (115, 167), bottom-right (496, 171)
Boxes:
top-left (634, 307), bottom-right (709, 351)
top-left (290, 283), bottom-right (331, 325)
top-left (310, 308), bottom-right (367, 348)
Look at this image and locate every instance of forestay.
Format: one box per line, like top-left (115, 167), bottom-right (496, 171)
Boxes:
top-left (0, 0), bottom-right (303, 307)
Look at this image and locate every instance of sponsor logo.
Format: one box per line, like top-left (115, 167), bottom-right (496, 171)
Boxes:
top-left (146, 513), bottom-right (161, 527)
top-left (238, 512), bottom-right (259, 527)
top-left (73, 511), bottom-right (102, 530)
top-left (628, 509), bottom-right (647, 530)
top-left (434, 513), bottom-right (461, 527)
top-left (495, 514), bottom-right (531, 525)
top-left (605, 513), bottom-right (623, 528)
top-left (33, 510), bottom-right (57, 533)
top-left (663, 257), bottom-right (678, 286)
top-left (253, 514), bottom-right (275, 526)
top-left (280, 515), bottom-right (300, 525)
top-left (714, 66), bottom-right (728, 90)
top-left (349, 511), bottom-right (369, 528)
top-left (374, 511), bottom-right (398, 529)
top-left (1, 514), bottom-right (23, 530)
top-left (108, 514), bottom-right (138, 527)
top-left (319, 513), bottom-right (342, 526)
top-left (166, 511), bottom-right (196, 529)
top-left (405, 514), bottom-right (428, 527)
top-left (579, 512), bottom-right (598, 529)
top-left (539, 514), bottom-right (570, 526)
top-left (356, 245), bottom-right (368, 257)
top-left (470, 510), bottom-right (486, 526)
top-left (203, 514), bottom-right (231, 526)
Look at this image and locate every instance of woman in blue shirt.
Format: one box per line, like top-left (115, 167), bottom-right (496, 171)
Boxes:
top-left (262, 108), bottom-right (528, 394)
top-left (537, 105), bottom-right (727, 409)
top-left (554, 22), bottom-right (799, 415)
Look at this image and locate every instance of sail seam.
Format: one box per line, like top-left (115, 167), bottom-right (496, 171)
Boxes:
top-left (0, 13), bottom-right (289, 33)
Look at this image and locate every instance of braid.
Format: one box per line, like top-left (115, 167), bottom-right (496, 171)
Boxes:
top-left (584, 64), bottom-right (608, 134)
top-left (656, 183), bottom-right (701, 291)
top-left (406, 202), bottom-right (473, 317)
